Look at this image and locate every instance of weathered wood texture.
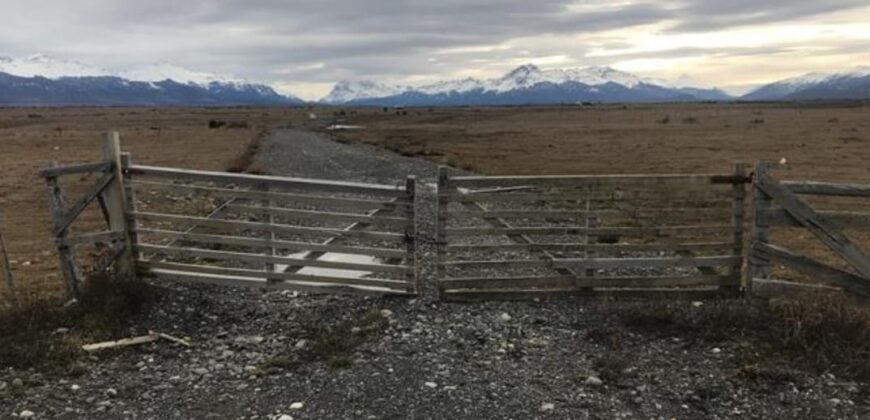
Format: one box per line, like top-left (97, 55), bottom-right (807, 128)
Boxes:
top-left (748, 163), bottom-right (870, 300)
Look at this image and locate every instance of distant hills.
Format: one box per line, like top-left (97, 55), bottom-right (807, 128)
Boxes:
top-left (1, 54), bottom-right (869, 106)
top-left (740, 67), bottom-right (870, 101)
top-left (0, 54), bottom-right (303, 106)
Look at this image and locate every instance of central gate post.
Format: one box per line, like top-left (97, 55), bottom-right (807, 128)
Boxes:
top-left (101, 132), bottom-right (137, 281)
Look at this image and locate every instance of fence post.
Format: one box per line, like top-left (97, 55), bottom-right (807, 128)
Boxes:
top-left (45, 162), bottom-right (80, 297)
top-left (260, 182), bottom-right (278, 283)
top-left (730, 162), bottom-right (747, 294)
top-left (404, 176), bottom-right (418, 295)
top-left (120, 153), bottom-right (140, 263)
top-left (101, 132), bottom-right (137, 281)
top-left (0, 214), bottom-right (18, 308)
top-left (747, 161), bottom-right (773, 294)
top-left (435, 166), bottom-right (449, 300)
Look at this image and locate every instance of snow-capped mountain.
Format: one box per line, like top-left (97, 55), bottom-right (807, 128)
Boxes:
top-left (118, 63), bottom-right (243, 85)
top-left (0, 53), bottom-right (111, 78)
top-left (0, 54), bottom-right (304, 106)
top-left (321, 64), bottom-right (731, 105)
top-left (742, 67), bottom-right (870, 101)
top-left (321, 80), bottom-right (411, 104)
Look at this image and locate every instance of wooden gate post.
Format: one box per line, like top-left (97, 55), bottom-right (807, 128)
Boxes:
top-left (435, 167), bottom-right (449, 300)
top-left (404, 176), bottom-right (418, 295)
top-left (101, 132), bottom-right (137, 281)
top-left (730, 162), bottom-right (747, 293)
top-left (747, 161), bottom-right (773, 293)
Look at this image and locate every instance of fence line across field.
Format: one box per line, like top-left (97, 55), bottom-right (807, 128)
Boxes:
top-left (36, 132), bottom-right (870, 304)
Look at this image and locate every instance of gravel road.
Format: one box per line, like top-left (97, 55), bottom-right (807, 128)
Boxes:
top-left (1, 129), bottom-right (867, 419)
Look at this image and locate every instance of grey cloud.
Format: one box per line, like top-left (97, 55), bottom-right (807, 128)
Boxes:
top-left (0, 0), bottom-right (868, 96)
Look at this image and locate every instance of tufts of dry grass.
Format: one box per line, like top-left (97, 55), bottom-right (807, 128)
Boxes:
top-left (0, 272), bottom-right (160, 373)
top-left (616, 294), bottom-right (870, 382)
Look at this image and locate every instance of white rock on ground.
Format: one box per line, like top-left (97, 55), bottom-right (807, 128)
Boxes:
top-left (585, 376), bottom-right (604, 386)
top-left (290, 402), bottom-right (304, 410)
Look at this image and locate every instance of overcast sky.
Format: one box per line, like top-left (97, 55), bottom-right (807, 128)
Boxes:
top-left (1, 0), bottom-right (869, 99)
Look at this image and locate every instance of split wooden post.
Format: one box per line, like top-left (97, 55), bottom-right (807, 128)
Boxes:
top-left (101, 132), bottom-right (136, 281)
top-left (730, 162), bottom-right (747, 293)
top-left (404, 175), bottom-right (418, 294)
top-left (435, 167), bottom-right (449, 300)
top-left (45, 162), bottom-right (80, 296)
top-left (120, 153), bottom-right (140, 263)
top-left (747, 161), bottom-right (773, 293)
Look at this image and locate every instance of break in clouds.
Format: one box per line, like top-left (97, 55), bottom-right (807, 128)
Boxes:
top-left (1, 0), bottom-right (869, 98)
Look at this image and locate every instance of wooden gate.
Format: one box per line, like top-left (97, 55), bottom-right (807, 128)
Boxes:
top-left (748, 162), bottom-right (870, 302)
top-left (436, 165), bottom-right (750, 300)
top-left (42, 133), bottom-right (417, 297)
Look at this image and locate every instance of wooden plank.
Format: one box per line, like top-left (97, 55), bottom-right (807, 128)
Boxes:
top-left (442, 208), bottom-right (730, 219)
top-left (440, 275), bottom-right (735, 289)
top-left (440, 288), bottom-right (734, 301)
top-left (450, 173), bottom-right (733, 189)
top-left (139, 261), bottom-right (411, 290)
top-left (752, 243), bottom-right (870, 297)
top-left (764, 209), bottom-right (870, 229)
top-left (133, 180), bottom-right (411, 211)
top-left (52, 172), bottom-right (115, 236)
top-left (127, 165), bottom-right (406, 197)
top-left (444, 241), bottom-right (735, 253)
top-left (756, 170), bottom-right (870, 279)
top-left (440, 191), bottom-right (733, 204)
top-left (39, 161), bottom-right (112, 178)
top-left (225, 204), bottom-right (407, 223)
top-left (783, 181), bottom-right (870, 197)
top-left (444, 225), bottom-right (732, 237)
top-left (139, 244), bottom-right (411, 274)
top-left (750, 278), bottom-right (849, 303)
top-left (441, 255), bottom-right (738, 269)
top-left (141, 267), bottom-right (409, 296)
top-left (56, 231), bottom-right (125, 247)
top-left (133, 212), bottom-right (405, 241)
top-left (136, 229), bottom-right (406, 258)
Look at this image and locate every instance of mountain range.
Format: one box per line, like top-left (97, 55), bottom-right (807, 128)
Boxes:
top-left (1, 54), bottom-right (870, 106)
top-left (0, 54), bottom-right (303, 106)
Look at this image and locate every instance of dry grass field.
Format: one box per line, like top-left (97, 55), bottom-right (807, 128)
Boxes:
top-left (331, 103), bottom-right (870, 179)
top-left (1, 103), bottom-right (869, 298)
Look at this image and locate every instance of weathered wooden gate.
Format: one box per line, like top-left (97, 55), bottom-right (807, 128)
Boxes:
top-left (749, 162), bottom-right (870, 302)
top-left (435, 165), bottom-right (750, 300)
top-left (42, 133), bottom-right (417, 297)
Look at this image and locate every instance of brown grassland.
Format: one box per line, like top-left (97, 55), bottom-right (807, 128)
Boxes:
top-left (1, 103), bottom-right (870, 298)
